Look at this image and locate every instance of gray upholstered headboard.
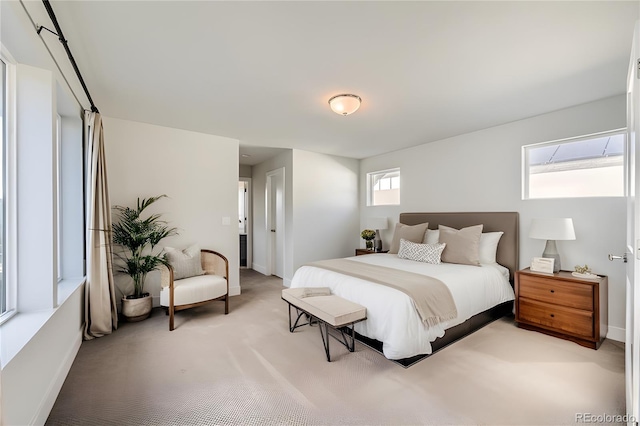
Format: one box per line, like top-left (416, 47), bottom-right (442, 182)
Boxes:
top-left (398, 212), bottom-right (519, 284)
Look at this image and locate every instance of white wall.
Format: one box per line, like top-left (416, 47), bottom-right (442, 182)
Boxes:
top-left (104, 117), bottom-right (241, 301)
top-left (251, 150), bottom-right (359, 286)
top-left (361, 95), bottom-right (627, 341)
top-left (292, 150), bottom-right (360, 271)
top-left (1, 286), bottom-right (84, 426)
top-left (239, 164), bottom-right (252, 178)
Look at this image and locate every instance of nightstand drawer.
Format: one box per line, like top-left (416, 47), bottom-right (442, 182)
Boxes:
top-left (518, 275), bottom-right (593, 310)
top-left (519, 298), bottom-right (593, 338)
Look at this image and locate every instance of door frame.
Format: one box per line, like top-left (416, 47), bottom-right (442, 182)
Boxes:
top-left (626, 20), bottom-right (640, 425)
top-left (266, 167), bottom-right (285, 277)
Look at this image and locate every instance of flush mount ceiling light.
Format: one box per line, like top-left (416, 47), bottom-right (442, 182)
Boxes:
top-left (328, 94), bottom-right (362, 116)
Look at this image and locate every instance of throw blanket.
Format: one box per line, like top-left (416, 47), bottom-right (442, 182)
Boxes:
top-left (306, 259), bottom-right (457, 327)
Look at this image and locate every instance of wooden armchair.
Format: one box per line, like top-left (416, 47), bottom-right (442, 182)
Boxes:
top-left (160, 249), bottom-right (229, 330)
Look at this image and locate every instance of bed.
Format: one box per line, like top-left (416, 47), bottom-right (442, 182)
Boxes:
top-left (290, 212), bottom-right (519, 361)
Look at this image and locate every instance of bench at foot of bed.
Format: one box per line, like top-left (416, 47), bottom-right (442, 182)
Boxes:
top-left (282, 288), bottom-right (367, 362)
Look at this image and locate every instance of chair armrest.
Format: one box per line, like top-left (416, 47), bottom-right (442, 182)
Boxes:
top-left (201, 250), bottom-right (229, 279)
top-left (159, 263), bottom-right (173, 288)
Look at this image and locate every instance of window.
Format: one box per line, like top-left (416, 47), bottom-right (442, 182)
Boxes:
top-left (56, 106), bottom-right (84, 283)
top-left (56, 114), bottom-right (62, 282)
top-left (523, 130), bottom-right (626, 199)
top-left (367, 168), bottom-right (400, 206)
top-left (0, 59), bottom-right (5, 315)
top-left (0, 54), bottom-right (10, 321)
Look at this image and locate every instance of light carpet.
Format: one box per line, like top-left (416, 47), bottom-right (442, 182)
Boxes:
top-left (45, 269), bottom-right (625, 426)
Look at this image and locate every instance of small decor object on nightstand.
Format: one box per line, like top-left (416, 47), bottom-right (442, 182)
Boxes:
top-left (365, 217), bottom-right (388, 252)
top-left (530, 257), bottom-right (554, 274)
top-left (361, 229), bottom-right (376, 250)
top-left (572, 264), bottom-right (598, 279)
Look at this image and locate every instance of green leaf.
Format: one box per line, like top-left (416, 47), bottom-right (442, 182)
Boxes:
top-left (112, 194), bottom-right (178, 297)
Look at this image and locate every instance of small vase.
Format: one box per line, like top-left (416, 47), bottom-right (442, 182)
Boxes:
top-left (365, 240), bottom-right (374, 250)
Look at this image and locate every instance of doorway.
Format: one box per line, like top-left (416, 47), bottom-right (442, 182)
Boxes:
top-left (239, 178), bottom-right (251, 269)
top-left (266, 168), bottom-right (285, 278)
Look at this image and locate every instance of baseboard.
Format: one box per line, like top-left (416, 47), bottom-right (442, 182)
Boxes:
top-left (252, 262), bottom-right (268, 275)
top-left (607, 325), bottom-right (625, 343)
top-left (32, 326), bottom-right (83, 425)
top-left (229, 285), bottom-right (241, 296)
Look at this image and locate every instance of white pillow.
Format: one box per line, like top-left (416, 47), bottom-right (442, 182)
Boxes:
top-left (423, 229), bottom-right (503, 264)
top-left (423, 229), bottom-right (439, 244)
top-left (397, 238), bottom-right (446, 264)
top-left (164, 244), bottom-right (205, 280)
top-left (479, 231), bottom-right (504, 264)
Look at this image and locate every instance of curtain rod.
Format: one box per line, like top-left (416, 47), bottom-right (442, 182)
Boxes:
top-left (38, 0), bottom-right (99, 113)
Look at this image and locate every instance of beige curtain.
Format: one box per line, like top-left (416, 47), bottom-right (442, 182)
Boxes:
top-left (83, 111), bottom-right (118, 339)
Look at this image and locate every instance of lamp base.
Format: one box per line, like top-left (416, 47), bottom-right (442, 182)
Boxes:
top-left (542, 240), bottom-right (561, 273)
top-left (374, 229), bottom-right (383, 252)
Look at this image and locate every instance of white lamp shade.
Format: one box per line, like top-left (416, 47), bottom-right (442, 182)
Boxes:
top-left (328, 94), bottom-right (361, 116)
top-left (364, 217), bottom-right (388, 230)
top-left (529, 218), bottom-right (576, 240)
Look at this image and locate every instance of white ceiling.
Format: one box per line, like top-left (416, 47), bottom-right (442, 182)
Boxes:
top-left (22, 1), bottom-right (640, 165)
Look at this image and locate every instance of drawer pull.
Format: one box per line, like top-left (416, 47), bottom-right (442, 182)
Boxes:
top-left (550, 290), bottom-right (555, 293)
top-left (550, 314), bottom-right (555, 318)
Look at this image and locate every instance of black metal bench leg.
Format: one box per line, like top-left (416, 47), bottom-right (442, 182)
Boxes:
top-left (319, 321), bottom-right (331, 362)
top-left (349, 324), bottom-right (356, 352)
top-left (288, 304), bottom-right (308, 332)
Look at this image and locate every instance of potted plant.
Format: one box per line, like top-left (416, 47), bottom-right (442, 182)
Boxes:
top-left (112, 195), bottom-right (177, 322)
top-left (361, 229), bottom-right (376, 250)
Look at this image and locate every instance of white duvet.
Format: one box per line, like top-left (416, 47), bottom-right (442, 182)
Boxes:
top-left (290, 254), bottom-right (515, 359)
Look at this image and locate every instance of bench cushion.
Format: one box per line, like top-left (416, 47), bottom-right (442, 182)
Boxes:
top-left (160, 274), bottom-right (227, 307)
top-left (282, 288), bottom-right (366, 327)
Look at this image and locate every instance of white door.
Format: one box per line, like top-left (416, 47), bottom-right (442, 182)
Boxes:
top-left (266, 168), bottom-right (285, 278)
top-left (626, 21), bottom-right (640, 425)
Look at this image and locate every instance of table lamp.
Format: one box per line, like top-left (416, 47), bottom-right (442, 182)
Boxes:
top-left (365, 217), bottom-right (388, 252)
top-left (529, 218), bottom-right (575, 273)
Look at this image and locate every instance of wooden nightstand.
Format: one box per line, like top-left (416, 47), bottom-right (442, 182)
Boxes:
top-left (355, 249), bottom-right (388, 256)
top-left (515, 268), bottom-right (608, 349)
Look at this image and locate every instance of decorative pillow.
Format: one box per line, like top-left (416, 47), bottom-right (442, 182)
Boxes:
top-left (438, 224), bottom-right (483, 266)
top-left (164, 244), bottom-right (205, 280)
top-left (422, 229), bottom-right (503, 264)
top-left (398, 239), bottom-right (446, 264)
top-left (479, 231), bottom-right (504, 264)
top-left (423, 229), bottom-right (440, 244)
top-left (389, 222), bottom-right (429, 254)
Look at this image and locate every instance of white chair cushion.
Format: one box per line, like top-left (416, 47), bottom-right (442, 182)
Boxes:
top-left (160, 274), bottom-right (227, 307)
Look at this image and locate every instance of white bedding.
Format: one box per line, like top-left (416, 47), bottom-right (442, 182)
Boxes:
top-left (290, 254), bottom-right (515, 359)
